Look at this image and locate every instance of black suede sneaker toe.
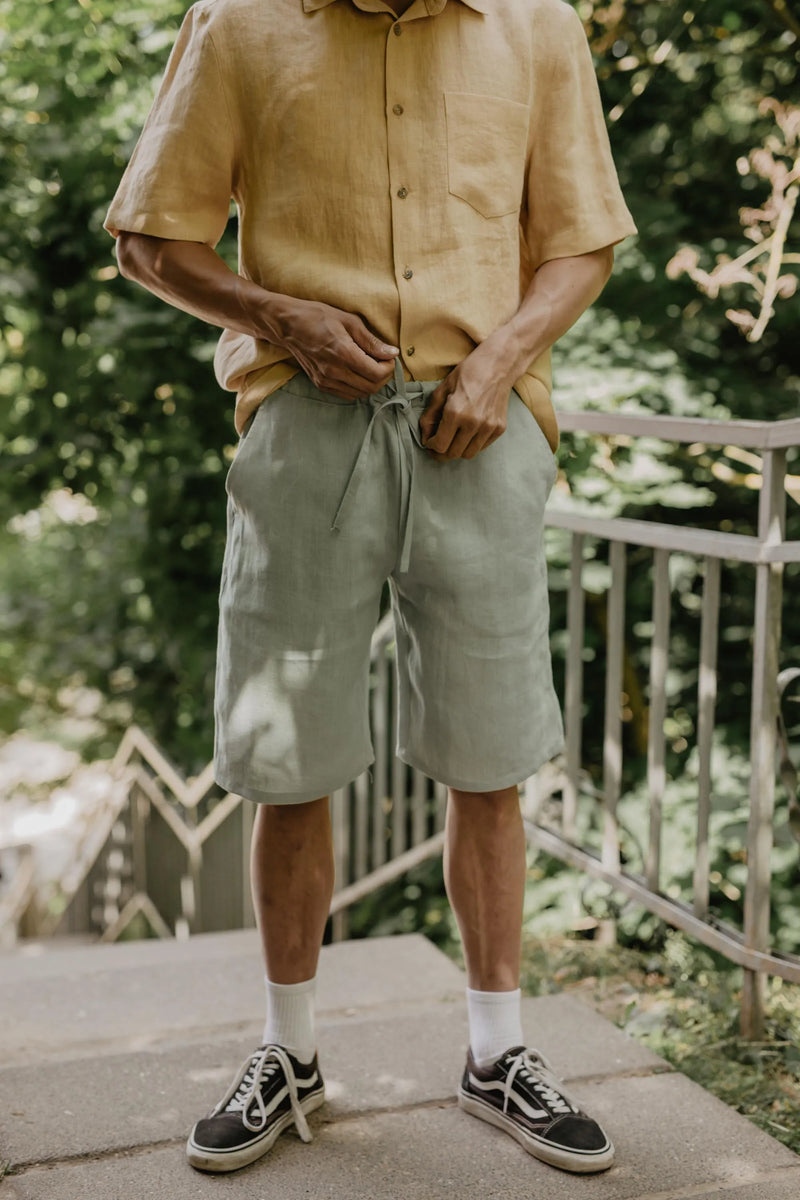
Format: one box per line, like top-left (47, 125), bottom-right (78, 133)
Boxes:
top-left (187, 1043), bottom-right (324, 1173)
top-left (458, 1044), bottom-right (614, 1174)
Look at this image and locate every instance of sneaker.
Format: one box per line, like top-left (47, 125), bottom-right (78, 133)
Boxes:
top-left (459, 1045), bottom-right (614, 1174)
top-left (186, 1043), bottom-right (325, 1173)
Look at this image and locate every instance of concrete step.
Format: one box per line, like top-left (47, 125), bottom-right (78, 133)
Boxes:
top-left (1, 931), bottom-right (798, 1199)
top-left (0, 931), bottom-right (463, 1065)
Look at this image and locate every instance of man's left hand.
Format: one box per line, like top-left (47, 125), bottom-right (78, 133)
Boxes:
top-left (419, 340), bottom-right (516, 462)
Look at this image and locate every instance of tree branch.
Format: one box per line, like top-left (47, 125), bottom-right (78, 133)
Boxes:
top-left (763, 0), bottom-right (800, 40)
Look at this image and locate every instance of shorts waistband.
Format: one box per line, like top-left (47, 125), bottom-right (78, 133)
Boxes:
top-left (280, 363), bottom-right (441, 406)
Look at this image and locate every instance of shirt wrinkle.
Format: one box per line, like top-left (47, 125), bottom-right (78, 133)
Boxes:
top-left (105, 0), bottom-right (636, 451)
top-left (206, 27), bottom-right (239, 194)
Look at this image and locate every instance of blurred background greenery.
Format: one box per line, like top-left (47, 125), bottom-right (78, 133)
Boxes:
top-left (2, 0), bottom-right (800, 964)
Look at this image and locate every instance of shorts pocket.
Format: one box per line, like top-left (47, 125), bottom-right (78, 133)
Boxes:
top-left (444, 91), bottom-right (530, 219)
top-left (511, 390), bottom-right (558, 491)
top-left (225, 405), bottom-right (261, 498)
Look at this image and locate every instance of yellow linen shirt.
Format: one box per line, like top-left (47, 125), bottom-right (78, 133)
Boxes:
top-left (104, 0), bottom-right (636, 448)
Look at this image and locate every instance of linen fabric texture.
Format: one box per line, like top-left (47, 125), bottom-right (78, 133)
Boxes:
top-left (104, 0), bottom-right (637, 450)
top-left (213, 371), bottom-right (564, 803)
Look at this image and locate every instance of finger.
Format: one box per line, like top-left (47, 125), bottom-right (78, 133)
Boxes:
top-left (317, 382), bottom-right (363, 402)
top-left (310, 368), bottom-right (367, 401)
top-left (418, 384), bottom-right (450, 444)
top-left (326, 358), bottom-right (394, 396)
top-left (438, 425), bottom-right (476, 461)
top-left (459, 431), bottom-right (493, 460)
top-left (429, 428), bottom-right (488, 462)
top-left (346, 318), bottom-right (400, 369)
top-left (480, 426), bottom-right (506, 451)
top-left (338, 346), bottom-right (397, 390)
top-left (467, 421), bottom-right (506, 457)
top-left (424, 402), bottom-right (472, 455)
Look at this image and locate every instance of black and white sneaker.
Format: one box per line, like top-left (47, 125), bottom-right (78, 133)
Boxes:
top-left (459, 1044), bottom-right (614, 1174)
top-left (186, 1043), bottom-right (325, 1173)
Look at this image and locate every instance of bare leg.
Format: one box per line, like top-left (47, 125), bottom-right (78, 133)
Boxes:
top-left (250, 796), bottom-right (335, 984)
top-left (443, 785), bottom-right (526, 991)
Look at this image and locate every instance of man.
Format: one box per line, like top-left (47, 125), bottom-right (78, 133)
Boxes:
top-left (105, 0), bottom-right (636, 1178)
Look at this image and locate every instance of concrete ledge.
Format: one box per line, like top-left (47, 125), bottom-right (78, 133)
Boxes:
top-left (1, 932), bottom-right (464, 1066)
top-left (687, 1172), bottom-right (800, 1199)
top-left (5, 1076), bottom-right (798, 1200)
top-left (2, 931), bottom-right (797, 1199)
top-left (0, 993), bottom-right (664, 1167)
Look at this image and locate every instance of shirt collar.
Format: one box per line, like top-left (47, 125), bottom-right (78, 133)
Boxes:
top-left (302, 0), bottom-right (489, 15)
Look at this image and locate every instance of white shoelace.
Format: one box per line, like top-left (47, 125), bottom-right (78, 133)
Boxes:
top-left (214, 1044), bottom-right (313, 1141)
top-left (502, 1048), bottom-right (578, 1119)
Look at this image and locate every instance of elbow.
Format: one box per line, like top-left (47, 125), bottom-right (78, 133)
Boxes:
top-left (597, 243), bottom-right (615, 285)
top-left (115, 231), bottom-right (138, 281)
top-left (115, 231), bottom-right (160, 282)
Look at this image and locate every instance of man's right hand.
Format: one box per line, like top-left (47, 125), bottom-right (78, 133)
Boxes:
top-left (115, 235), bottom-right (398, 399)
top-left (272, 298), bottom-right (399, 401)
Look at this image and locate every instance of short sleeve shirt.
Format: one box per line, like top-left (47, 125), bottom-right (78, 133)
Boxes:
top-left (105, 0), bottom-right (637, 447)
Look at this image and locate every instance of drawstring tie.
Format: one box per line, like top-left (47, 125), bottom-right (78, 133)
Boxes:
top-left (331, 357), bottom-right (423, 574)
top-left (217, 1044), bottom-right (314, 1142)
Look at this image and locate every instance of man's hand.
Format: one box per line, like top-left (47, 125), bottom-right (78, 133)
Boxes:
top-left (419, 246), bottom-right (616, 461)
top-left (115, 234), bottom-right (398, 400)
top-left (419, 339), bottom-right (515, 462)
top-left (275, 299), bottom-right (398, 401)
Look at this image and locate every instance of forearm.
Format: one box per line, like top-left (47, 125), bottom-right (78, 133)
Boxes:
top-left (485, 246), bottom-right (615, 385)
top-left (114, 232), bottom-right (399, 400)
top-left (115, 232), bottom-right (293, 343)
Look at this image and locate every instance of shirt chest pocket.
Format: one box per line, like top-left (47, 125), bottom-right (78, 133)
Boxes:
top-left (444, 92), bottom-right (530, 219)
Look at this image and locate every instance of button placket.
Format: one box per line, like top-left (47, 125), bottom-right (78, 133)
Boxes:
top-left (386, 17), bottom-right (417, 385)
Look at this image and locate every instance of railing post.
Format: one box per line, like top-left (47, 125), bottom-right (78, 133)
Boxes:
top-left (241, 797), bottom-right (256, 928)
top-left (563, 532), bottom-right (585, 841)
top-left (330, 788), bottom-right (350, 942)
top-left (600, 541), bottom-right (626, 944)
top-left (693, 555), bottom-right (721, 921)
top-left (646, 548), bottom-right (671, 892)
top-left (741, 448), bottom-right (786, 1038)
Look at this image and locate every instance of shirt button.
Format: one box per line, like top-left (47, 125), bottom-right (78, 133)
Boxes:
top-left (397, 186), bottom-right (408, 199)
top-left (403, 267), bottom-right (413, 280)
top-left (392, 104), bottom-right (404, 115)
top-left (406, 346), bottom-right (416, 357)
top-left (393, 23), bottom-right (402, 35)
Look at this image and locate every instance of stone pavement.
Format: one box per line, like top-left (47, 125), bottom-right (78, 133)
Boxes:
top-left (1, 930), bottom-right (798, 1199)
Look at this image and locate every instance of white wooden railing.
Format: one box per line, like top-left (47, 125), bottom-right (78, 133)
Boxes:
top-left (528, 411), bottom-right (800, 1038)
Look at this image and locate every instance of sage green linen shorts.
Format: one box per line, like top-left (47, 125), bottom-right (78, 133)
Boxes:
top-left (213, 361), bottom-right (564, 803)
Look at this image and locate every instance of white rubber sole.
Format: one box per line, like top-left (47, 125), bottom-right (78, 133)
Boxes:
top-left (458, 1089), bottom-right (615, 1175)
top-left (186, 1086), bottom-right (326, 1173)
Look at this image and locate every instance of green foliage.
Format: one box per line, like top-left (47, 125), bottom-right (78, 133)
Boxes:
top-left (522, 743), bottom-right (800, 953)
top-left (579, 0), bottom-right (800, 396)
top-left (1, 0), bottom-right (237, 768)
top-left (518, 931), bottom-right (800, 1154)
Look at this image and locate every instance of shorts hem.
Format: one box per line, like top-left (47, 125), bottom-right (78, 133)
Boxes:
top-left (396, 738), bottom-right (565, 794)
top-left (214, 758), bottom-right (374, 806)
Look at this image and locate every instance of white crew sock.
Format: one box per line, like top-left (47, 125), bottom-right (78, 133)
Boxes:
top-left (466, 986), bottom-right (525, 1066)
top-left (263, 975), bottom-right (317, 1064)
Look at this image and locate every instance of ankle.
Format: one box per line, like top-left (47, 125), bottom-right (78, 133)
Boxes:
top-left (466, 985), bottom-right (524, 1065)
top-left (264, 975), bottom-right (317, 1063)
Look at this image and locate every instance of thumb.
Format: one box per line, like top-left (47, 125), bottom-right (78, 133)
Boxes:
top-left (347, 317), bottom-right (399, 361)
top-left (419, 382), bottom-right (449, 444)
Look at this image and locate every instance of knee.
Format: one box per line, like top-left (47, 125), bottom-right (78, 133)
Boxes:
top-left (253, 795), bottom-right (330, 837)
top-left (448, 785), bottom-right (521, 822)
